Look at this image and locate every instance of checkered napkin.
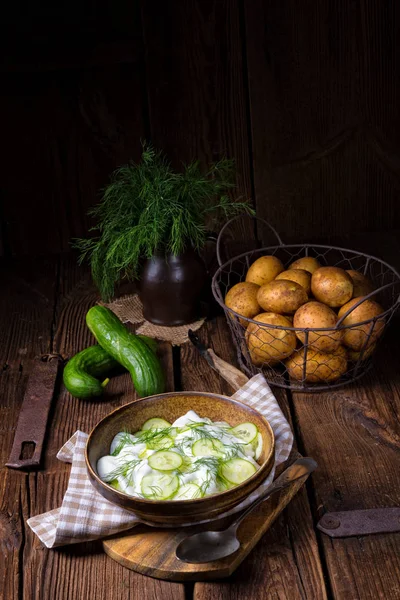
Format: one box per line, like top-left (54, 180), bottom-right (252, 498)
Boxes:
top-left (28, 374), bottom-right (293, 548)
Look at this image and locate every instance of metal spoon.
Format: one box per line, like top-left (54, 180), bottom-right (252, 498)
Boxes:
top-left (175, 457), bottom-right (317, 563)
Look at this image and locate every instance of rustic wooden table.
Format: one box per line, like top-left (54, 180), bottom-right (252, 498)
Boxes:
top-left (2, 232), bottom-right (400, 600)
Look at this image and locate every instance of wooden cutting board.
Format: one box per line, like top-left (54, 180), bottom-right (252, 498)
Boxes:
top-left (102, 454), bottom-right (308, 581)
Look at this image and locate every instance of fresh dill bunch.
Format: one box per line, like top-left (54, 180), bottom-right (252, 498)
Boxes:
top-left (74, 142), bottom-right (255, 301)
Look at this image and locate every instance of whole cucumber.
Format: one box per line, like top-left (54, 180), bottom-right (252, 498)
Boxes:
top-left (63, 345), bottom-right (118, 399)
top-left (86, 305), bottom-right (165, 398)
top-left (138, 334), bottom-right (158, 354)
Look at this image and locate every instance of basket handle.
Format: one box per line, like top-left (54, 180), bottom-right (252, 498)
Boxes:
top-left (216, 215), bottom-right (284, 266)
top-left (335, 281), bottom-right (398, 327)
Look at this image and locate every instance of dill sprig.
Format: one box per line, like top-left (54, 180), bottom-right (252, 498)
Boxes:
top-left (74, 142), bottom-right (254, 301)
top-left (111, 432), bottom-right (139, 456)
top-left (104, 458), bottom-right (141, 483)
top-left (182, 422), bottom-right (245, 459)
top-left (112, 427), bottom-right (176, 456)
top-left (191, 457), bottom-right (231, 493)
top-left (146, 486), bottom-right (165, 499)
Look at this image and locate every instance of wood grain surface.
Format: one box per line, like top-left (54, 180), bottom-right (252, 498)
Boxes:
top-left (245, 0), bottom-right (400, 243)
top-left (290, 233), bottom-right (400, 600)
top-left (0, 257), bottom-right (184, 600)
top-left (1, 232), bottom-right (400, 599)
top-left (142, 0), bottom-right (255, 251)
top-left (2, 1), bottom-right (400, 257)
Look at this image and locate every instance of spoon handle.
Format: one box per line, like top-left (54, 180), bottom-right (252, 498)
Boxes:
top-left (229, 457), bottom-right (317, 532)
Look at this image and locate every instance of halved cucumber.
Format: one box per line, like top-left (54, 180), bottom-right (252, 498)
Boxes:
top-left (174, 483), bottom-right (202, 500)
top-left (148, 450), bottom-right (183, 471)
top-left (221, 458), bottom-right (257, 485)
top-left (192, 438), bottom-right (225, 457)
top-left (142, 417), bottom-right (172, 430)
top-left (141, 473), bottom-right (179, 499)
top-left (230, 422), bottom-right (258, 444)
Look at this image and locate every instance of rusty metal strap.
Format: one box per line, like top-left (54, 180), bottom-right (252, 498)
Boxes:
top-left (317, 508), bottom-right (400, 538)
top-left (6, 356), bottom-right (62, 470)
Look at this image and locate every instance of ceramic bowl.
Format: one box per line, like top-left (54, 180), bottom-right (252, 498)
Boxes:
top-left (85, 391), bottom-right (275, 525)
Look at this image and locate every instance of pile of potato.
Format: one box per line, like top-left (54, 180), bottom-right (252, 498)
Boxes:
top-left (224, 255), bottom-right (385, 383)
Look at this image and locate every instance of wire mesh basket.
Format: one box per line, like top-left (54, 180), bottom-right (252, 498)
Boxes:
top-left (211, 216), bottom-right (400, 391)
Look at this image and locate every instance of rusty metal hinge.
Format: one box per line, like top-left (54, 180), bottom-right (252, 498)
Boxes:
top-left (6, 355), bottom-right (63, 470)
top-left (317, 508), bottom-right (400, 538)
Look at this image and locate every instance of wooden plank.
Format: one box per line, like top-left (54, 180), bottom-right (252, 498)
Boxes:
top-left (1, 1), bottom-right (142, 73)
top-left (245, 0), bottom-right (400, 242)
top-left (2, 51), bottom-right (147, 257)
top-left (180, 318), bottom-right (327, 598)
top-left (290, 233), bottom-right (400, 599)
top-left (20, 257), bottom-right (185, 600)
top-left (0, 257), bottom-right (58, 600)
top-left (0, 41), bottom-right (142, 74)
top-left (142, 0), bottom-right (255, 247)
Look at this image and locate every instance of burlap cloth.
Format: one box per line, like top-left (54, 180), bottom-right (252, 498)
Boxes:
top-left (100, 294), bottom-right (205, 345)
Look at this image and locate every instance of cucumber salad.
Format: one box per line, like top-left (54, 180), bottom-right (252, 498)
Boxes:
top-left (97, 410), bottom-right (263, 500)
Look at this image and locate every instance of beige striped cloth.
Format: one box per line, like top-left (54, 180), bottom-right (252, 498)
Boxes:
top-left (28, 374), bottom-right (293, 548)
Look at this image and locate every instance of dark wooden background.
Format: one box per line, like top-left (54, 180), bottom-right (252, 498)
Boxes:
top-left (1, 0), bottom-right (399, 258)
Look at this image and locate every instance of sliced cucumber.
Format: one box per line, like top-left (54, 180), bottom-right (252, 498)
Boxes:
top-left (109, 479), bottom-right (121, 491)
top-left (147, 434), bottom-right (174, 451)
top-left (254, 433), bottom-right (263, 461)
top-left (174, 483), bottom-right (202, 500)
top-left (230, 422), bottom-right (258, 444)
top-left (142, 417), bottom-right (172, 430)
top-left (192, 437), bottom-right (225, 457)
top-left (213, 421), bottom-right (231, 429)
top-left (221, 458), bottom-right (257, 485)
top-left (148, 450), bottom-right (183, 471)
top-left (141, 473), bottom-right (179, 499)
top-left (139, 448), bottom-right (152, 459)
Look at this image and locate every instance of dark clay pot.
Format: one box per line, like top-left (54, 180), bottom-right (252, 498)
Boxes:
top-left (138, 249), bottom-right (208, 326)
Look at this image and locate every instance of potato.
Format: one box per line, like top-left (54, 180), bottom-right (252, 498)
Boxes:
top-left (246, 312), bottom-right (296, 361)
top-left (286, 347), bottom-right (347, 383)
top-left (257, 280), bottom-right (308, 315)
top-left (225, 282), bottom-right (261, 327)
top-left (293, 301), bottom-right (343, 352)
top-left (245, 255), bottom-right (284, 286)
top-left (289, 256), bottom-right (321, 275)
top-left (338, 297), bottom-right (385, 351)
top-left (276, 269), bottom-right (311, 294)
top-left (346, 270), bottom-right (375, 298)
top-left (311, 266), bottom-right (353, 307)
top-left (334, 344), bottom-right (348, 360)
top-left (248, 346), bottom-right (279, 367)
top-left (347, 344), bottom-right (376, 362)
